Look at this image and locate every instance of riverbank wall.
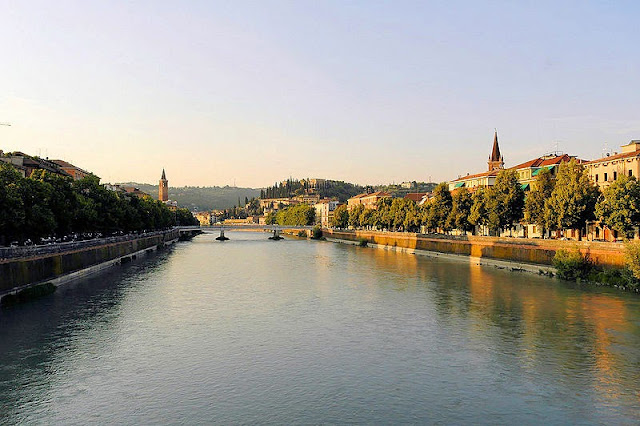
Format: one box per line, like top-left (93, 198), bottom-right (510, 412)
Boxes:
top-left (0, 230), bottom-right (179, 296)
top-left (322, 229), bottom-right (625, 270)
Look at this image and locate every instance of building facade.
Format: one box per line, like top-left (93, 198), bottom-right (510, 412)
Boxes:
top-left (50, 159), bottom-right (92, 180)
top-left (314, 200), bottom-right (339, 227)
top-left (347, 191), bottom-right (391, 210)
top-left (584, 141), bottom-right (640, 190)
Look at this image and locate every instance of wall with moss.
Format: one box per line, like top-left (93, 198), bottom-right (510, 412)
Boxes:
top-left (0, 230), bottom-right (179, 293)
top-left (323, 230), bottom-right (625, 268)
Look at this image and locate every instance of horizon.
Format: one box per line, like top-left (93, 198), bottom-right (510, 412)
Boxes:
top-left (1, 1), bottom-right (638, 187)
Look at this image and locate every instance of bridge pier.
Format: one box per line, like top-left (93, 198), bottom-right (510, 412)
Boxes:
top-left (268, 227), bottom-right (283, 240)
top-left (216, 228), bottom-right (229, 241)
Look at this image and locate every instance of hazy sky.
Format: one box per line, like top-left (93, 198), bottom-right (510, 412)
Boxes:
top-left (1, 1), bottom-right (639, 187)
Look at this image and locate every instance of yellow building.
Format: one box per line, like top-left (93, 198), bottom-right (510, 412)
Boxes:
top-left (584, 140), bottom-right (640, 190)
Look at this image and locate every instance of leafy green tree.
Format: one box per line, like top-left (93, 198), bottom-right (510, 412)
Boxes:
top-left (265, 211), bottom-right (277, 225)
top-left (275, 204), bottom-right (316, 226)
top-left (359, 208), bottom-right (376, 229)
top-left (595, 175), bottom-right (640, 239)
top-left (349, 204), bottom-right (365, 228)
top-left (430, 183), bottom-right (453, 232)
top-left (18, 177), bottom-right (56, 241)
top-left (524, 168), bottom-right (554, 235)
top-left (447, 187), bottom-right (473, 234)
top-left (31, 170), bottom-right (79, 237)
top-left (0, 163), bottom-right (26, 243)
top-left (469, 187), bottom-right (488, 234)
top-left (375, 197), bottom-right (394, 230)
top-left (545, 159), bottom-right (600, 237)
top-left (486, 169), bottom-right (524, 235)
top-left (331, 205), bottom-right (349, 228)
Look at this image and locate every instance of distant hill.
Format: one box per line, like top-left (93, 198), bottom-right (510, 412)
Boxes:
top-left (117, 183), bottom-right (261, 211)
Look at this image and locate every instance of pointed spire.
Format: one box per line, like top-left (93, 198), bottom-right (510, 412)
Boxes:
top-left (161, 168), bottom-right (166, 180)
top-left (490, 130), bottom-right (501, 162)
top-left (488, 130), bottom-right (505, 171)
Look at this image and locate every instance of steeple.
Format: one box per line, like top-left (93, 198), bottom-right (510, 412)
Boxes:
top-left (159, 169), bottom-right (168, 202)
top-left (488, 130), bottom-right (505, 171)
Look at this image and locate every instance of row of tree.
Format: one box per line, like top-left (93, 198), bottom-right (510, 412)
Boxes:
top-left (0, 164), bottom-right (198, 245)
top-left (331, 160), bottom-right (639, 239)
top-left (264, 204), bottom-right (316, 226)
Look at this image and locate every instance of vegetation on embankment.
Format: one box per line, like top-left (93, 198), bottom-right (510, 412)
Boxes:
top-left (553, 242), bottom-right (640, 291)
top-left (0, 164), bottom-right (198, 246)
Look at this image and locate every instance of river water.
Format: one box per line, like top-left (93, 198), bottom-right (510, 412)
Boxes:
top-left (1, 232), bottom-right (640, 424)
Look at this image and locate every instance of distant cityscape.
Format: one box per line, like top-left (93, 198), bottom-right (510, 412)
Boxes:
top-left (2, 130), bottom-right (640, 244)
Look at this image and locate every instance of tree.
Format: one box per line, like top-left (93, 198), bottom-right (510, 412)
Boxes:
top-left (265, 211), bottom-right (277, 225)
top-left (359, 208), bottom-right (376, 229)
top-left (349, 204), bottom-right (364, 228)
top-left (447, 187), bottom-right (473, 234)
top-left (595, 175), bottom-right (640, 239)
top-left (375, 198), bottom-right (394, 230)
top-left (524, 168), bottom-right (554, 235)
top-left (18, 177), bottom-right (56, 241)
top-left (0, 163), bottom-right (26, 243)
top-left (331, 205), bottom-right (349, 228)
top-left (275, 204), bottom-right (316, 226)
top-left (469, 187), bottom-right (488, 234)
top-left (31, 170), bottom-right (79, 237)
top-left (486, 169), bottom-right (524, 235)
top-left (545, 159), bottom-right (600, 237)
top-left (430, 183), bottom-right (453, 232)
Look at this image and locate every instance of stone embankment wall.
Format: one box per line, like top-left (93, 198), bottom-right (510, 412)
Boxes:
top-left (0, 230), bottom-right (179, 295)
top-left (323, 229), bottom-right (625, 268)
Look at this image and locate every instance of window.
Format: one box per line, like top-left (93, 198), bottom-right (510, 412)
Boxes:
top-left (595, 174), bottom-right (599, 182)
top-left (604, 172), bottom-right (608, 181)
top-left (630, 170), bottom-right (633, 177)
top-left (614, 171), bottom-right (617, 180)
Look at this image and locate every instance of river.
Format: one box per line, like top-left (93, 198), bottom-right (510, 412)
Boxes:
top-left (1, 232), bottom-right (640, 424)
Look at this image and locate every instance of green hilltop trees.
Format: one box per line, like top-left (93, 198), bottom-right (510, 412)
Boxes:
top-left (0, 163), bottom-right (198, 245)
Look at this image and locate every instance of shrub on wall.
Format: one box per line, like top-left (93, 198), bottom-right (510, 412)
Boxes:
top-left (552, 249), bottom-right (592, 280)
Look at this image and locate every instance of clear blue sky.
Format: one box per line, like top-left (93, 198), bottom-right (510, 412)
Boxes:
top-left (1, 1), bottom-right (638, 187)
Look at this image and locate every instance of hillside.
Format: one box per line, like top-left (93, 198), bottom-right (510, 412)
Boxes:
top-left (117, 183), bottom-right (262, 211)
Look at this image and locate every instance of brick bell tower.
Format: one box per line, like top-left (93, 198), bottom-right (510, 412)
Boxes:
top-left (159, 169), bottom-right (169, 202)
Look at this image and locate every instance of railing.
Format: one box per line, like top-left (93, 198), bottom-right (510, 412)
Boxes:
top-left (0, 229), bottom-right (175, 261)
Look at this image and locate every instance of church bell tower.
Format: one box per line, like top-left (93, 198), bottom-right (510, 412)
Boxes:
top-left (159, 169), bottom-right (169, 202)
top-left (488, 130), bottom-right (505, 171)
